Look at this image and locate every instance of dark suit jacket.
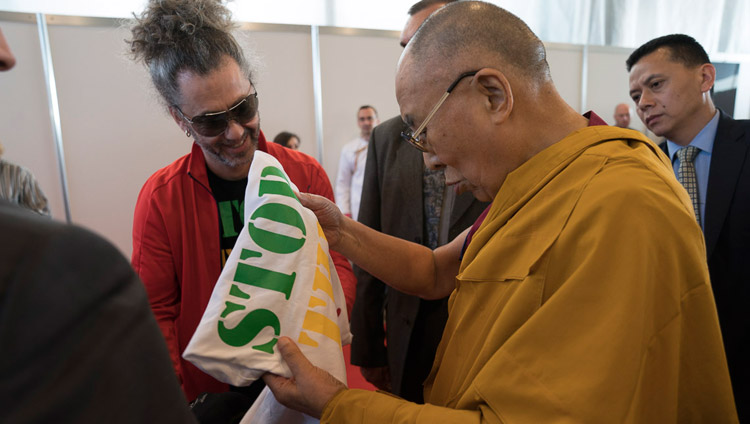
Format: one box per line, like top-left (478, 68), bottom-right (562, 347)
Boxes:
top-left (350, 116), bottom-right (488, 402)
top-left (0, 202), bottom-right (196, 424)
top-left (660, 111), bottom-right (749, 420)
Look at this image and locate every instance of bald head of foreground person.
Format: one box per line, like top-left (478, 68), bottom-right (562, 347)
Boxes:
top-left (397, 1), bottom-right (587, 201)
top-left (264, 2), bottom-right (736, 422)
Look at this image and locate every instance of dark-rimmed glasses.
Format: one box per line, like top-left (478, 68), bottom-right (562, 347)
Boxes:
top-left (174, 92), bottom-right (259, 137)
top-left (401, 70), bottom-right (479, 152)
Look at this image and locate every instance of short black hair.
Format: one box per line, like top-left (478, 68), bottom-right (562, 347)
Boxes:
top-left (358, 105), bottom-right (378, 117)
top-left (273, 131), bottom-right (298, 147)
top-left (408, 0), bottom-right (458, 16)
top-left (626, 34), bottom-right (710, 72)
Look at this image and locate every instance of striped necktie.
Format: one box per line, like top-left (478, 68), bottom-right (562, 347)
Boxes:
top-left (676, 146), bottom-right (701, 226)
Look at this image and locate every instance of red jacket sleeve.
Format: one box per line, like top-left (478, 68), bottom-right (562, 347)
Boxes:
top-left (131, 182), bottom-right (183, 383)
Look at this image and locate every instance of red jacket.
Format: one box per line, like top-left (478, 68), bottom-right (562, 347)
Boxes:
top-left (132, 132), bottom-right (355, 401)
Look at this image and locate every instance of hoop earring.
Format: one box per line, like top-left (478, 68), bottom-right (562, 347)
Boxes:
top-left (185, 129), bottom-right (192, 138)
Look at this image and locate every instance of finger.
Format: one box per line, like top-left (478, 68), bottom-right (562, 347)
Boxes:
top-left (298, 192), bottom-right (319, 208)
top-left (262, 371), bottom-right (303, 410)
top-left (262, 372), bottom-right (287, 390)
top-left (276, 336), bottom-right (312, 377)
top-left (297, 191), bottom-right (310, 202)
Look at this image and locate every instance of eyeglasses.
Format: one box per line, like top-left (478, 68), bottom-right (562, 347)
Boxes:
top-left (401, 70), bottom-right (479, 152)
top-left (174, 92), bottom-right (259, 137)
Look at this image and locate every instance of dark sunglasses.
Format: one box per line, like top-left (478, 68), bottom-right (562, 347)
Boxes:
top-left (175, 92), bottom-right (259, 137)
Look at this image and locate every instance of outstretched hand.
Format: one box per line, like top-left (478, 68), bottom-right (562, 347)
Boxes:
top-left (299, 192), bottom-right (345, 248)
top-left (262, 337), bottom-right (347, 419)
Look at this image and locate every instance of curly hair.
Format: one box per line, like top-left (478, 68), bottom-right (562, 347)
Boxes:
top-left (127, 0), bottom-right (252, 106)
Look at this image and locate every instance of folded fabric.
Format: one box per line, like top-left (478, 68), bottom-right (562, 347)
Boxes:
top-left (184, 151), bottom-right (351, 423)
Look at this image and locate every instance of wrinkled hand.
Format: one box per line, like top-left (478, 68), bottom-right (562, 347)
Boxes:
top-left (262, 337), bottom-right (347, 419)
top-left (299, 192), bottom-right (345, 248)
top-left (361, 366), bottom-right (392, 392)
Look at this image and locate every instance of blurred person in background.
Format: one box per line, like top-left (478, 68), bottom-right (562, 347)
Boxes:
top-left (273, 131), bottom-right (300, 150)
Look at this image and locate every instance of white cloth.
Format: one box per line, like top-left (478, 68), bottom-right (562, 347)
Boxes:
top-left (183, 151), bottom-right (351, 424)
top-left (335, 137), bottom-right (368, 221)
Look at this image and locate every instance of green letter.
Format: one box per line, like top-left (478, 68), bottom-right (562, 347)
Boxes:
top-left (218, 308), bottom-right (280, 351)
top-left (247, 203), bottom-right (306, 254)
top-left (259, 166), bottom-right (298, 201)
top-left (234, 262), bottom-right (296, 300)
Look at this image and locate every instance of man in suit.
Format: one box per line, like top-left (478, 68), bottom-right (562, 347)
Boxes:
top-left (628, 33), bottom-right (749, 421)
top-left (350, 0), bottom-right (488, 402)
top-left (0, 27), bottom-right (196, 423)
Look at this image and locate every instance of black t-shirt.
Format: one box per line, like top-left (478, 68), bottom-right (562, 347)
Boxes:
top-left (206, 167), bottom-right (247, 268)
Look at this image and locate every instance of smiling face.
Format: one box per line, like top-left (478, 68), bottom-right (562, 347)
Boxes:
top-left (171, 56), bottom-right (260, 180)
top-left (628, 48), bottom-right (715, 145)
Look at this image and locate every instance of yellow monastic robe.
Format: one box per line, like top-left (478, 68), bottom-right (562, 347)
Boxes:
top-left (322, 125), bottom-right (737, 423)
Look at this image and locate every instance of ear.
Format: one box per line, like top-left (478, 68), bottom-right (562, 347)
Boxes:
top-left (473, 68), bottom-right (513, 124)
top-left (168, 106), bottom-right (189, 132)
top-left (698, 63), bottom-right (716, 93)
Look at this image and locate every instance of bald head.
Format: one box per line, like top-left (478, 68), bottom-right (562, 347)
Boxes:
top-left (395, 2), bottom-right (586, 200)
top-left (405, 1), bottom-right (550, 83)
top-left (613, 103), bottom-right (631, 128)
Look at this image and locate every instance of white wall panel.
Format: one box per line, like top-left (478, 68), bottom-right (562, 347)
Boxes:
top-left (585, 46), bottom-right (648, 132)
top-left (319, 29), bottom-right (402, 187)
top-left (545, 43), bottom-right (583, 113)
top-left (48, 22), bottom-right (180, 257)
top-left (237, 26), bottom-right (317, 159)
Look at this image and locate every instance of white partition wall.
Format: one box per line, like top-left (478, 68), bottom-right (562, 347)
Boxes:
top-left (585, 46), bottom-right (648, 131)
top-left (545, 42), bottom-right (584, 113)
top-left (318, 28), bottom-right (402, 185)
top-left (48, 21), bottom-right (178, 258)
top-left (237, 24), bottom-right (318, 160)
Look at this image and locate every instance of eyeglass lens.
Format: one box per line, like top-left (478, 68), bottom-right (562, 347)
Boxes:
top-left (191, 93), bottom-right (259, 137)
